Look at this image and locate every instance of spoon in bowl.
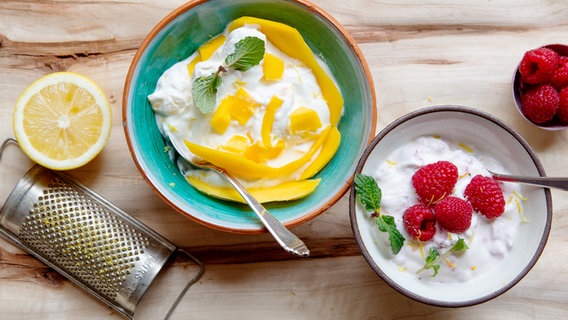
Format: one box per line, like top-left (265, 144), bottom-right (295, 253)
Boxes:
top-left (489, 170), bottom-right (568, 191)
top-left (165, 131), bottom-right (310, 257)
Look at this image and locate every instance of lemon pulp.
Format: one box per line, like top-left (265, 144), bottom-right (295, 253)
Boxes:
top-left (13, 72), bottom-right (112, 170)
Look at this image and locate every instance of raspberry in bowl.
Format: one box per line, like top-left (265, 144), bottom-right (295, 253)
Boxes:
top-left (513, 44), bottom-right (568, 129)
top-left (349, 106), bottom-right (552, 307)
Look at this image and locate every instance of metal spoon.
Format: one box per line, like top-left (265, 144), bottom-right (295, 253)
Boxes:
top-left (489, 170), bottom-right (568, 191)
top-left (165, 131), bottom-right (310, 257)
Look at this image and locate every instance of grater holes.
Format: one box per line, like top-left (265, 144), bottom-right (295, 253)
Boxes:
top-left (19, 176), bottom-right (151, 300)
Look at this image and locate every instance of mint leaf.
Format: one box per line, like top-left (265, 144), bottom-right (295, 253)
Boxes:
top-left (192, 37), bottom-right (265, 114)
top-left (354, 174), bottom-right (381, 212)
top-left (417, 238), bottom-right (469, 276)
top-left (376, 215), bottom-right (405, 254)
top-left (225, 36), bottom-right (265, 71)
top-left (354, 173), bottom-right (404, 255)
top-left (192, 73), bottom-right (222, 114)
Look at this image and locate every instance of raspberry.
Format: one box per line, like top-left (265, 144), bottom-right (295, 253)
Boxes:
top-left (464, 175), bottom-right (506, 219)
top-left (519, 47), bottom-right (560, 84)
top-left (549, 58), bottom-right (568, 90)
top-left (433, 196), bottom-right (472, 233)
top-left (521, 84), bottom-right (559, 124)
top-left (412, 161), bottom-right (458, 205)
top-left (403, 204), bottom-right (436, 241)
top-left (558, 87), bottom-right (568, 123)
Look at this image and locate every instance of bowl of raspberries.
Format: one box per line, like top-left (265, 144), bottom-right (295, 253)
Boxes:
top-left (514, 44), bottom-right (568, 129)
top-left (349, 106), bottom-right (552, 307)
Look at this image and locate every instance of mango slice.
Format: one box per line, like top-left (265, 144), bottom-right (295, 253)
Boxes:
top-left (263, 53), bottom-right (285, 80)
top-left (299, 126), bottom-right (341, 179)
top-left (198, 35), bottom-right (226, 60)
top-left (187, 176), bottom-right (321, 203)
top-left (228, 17), bottom-right (344, 125)
top-left (261, 95), bottom-right (283, 147)
top-left (289, 106), bottom-right (322, 134)
top-left (186, 56), bottom-right (200, 77)
top-left (184, 126), bottom-right (331, 179)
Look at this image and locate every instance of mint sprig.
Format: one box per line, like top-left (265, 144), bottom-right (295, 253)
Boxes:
top-left (354, 174), bottom-right (405, 255)
top-left (417, 238), bottom-right (469, 277)
top-left (192, 36), bottom-right (265, 114)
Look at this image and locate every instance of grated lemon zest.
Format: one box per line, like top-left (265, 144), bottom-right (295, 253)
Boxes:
top-left (419, 241), bottom-right (425, 259)
top-left (471, 265), bottom-right (477, 271)
top-left (459, 143), bottom-right (474, 154)
top-left (514, 198), bottom-right (530, 223)
top-left (386, 159), bottom-right (398, 167)
top-left (445, 258), bottom-right (456, 269)
top-left (513, 190), bottom-right (528, 201)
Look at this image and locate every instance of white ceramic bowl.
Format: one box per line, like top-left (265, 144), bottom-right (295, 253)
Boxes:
top-left (349, 106), bottom-right (552, 307)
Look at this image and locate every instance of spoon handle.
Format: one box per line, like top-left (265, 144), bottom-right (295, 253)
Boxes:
top-left (490, 171), bottom-right (568, 191)
top-left (221, 170), bottom-right (310, 257)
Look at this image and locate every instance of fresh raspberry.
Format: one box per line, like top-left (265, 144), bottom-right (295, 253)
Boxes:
top-left (403, 204), bottom-right (436, 241)
top-left (519, 47), bottom-right (560, 84)
top-left (433, 196), bottom-right (473, 233)
top-left (558, 87), bottom-right (568, 123)
top-left (412, 161), bottom-right (458, 205)
top-left (464, 175), bottom-right (506, 219)
top-left (521, 84), bottom-right (559, 124)
top-left (549, 58), bottom-right (568, 90)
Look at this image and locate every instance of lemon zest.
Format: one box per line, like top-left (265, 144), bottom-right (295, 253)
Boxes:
top-left (458, 143), bottom-right (474, 154)
top-left (445, 258), bottom-right (456, 269)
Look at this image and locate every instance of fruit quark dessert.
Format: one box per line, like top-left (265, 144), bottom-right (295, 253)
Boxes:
top-left (148, 17), bottom-right (343, 203)
top-left (367, 136), bottom-right (527, 283)
top-left (518, 46), bottom-right (568, 126)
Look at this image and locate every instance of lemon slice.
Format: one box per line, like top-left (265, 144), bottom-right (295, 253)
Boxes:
top-left (12, 72), bottom-right (112, 170)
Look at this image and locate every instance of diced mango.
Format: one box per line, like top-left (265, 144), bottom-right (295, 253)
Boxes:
top-left (261, 95), bottom-right (283, 147)
top-left (198, 35), bottom-right (226, 60)
top-left (222, 135), bottom-right (250, 154)
top-left (228, 17), bottom-right (344, 125)
top-left (263, 53), bottom-right (285, 80)
top-left (228, 87), bottom-right (261, 125)
top-left (210, 96), bottom-right (232, 134)
top-left (184, 126), bottom-right (330, 180)
top-left (300, 126), bottom-right (341, 179)
top-left (187, 176), bottom-right (321, 203)
top-left (243, 140), bottom-right (285, 164)
top-left (289, 106), bottom-right (322, 134)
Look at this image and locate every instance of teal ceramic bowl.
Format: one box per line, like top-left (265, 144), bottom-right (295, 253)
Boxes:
top-left (123, 0), bottom-right (376, 233)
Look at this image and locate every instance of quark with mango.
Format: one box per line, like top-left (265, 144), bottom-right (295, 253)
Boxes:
top-left (148, 17), bottom-right (344, 203)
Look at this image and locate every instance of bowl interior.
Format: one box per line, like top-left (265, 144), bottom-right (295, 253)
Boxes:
top-left (350, 106), bottom-right (551, 306)
top-left (124, 0), bottom-right (375, 232)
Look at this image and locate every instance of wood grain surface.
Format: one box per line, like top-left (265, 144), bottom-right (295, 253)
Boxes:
top-left (1, 1), bottom-right (567, 319)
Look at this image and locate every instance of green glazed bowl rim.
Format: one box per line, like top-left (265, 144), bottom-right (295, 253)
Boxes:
top-left (122, 0), bottom-right (376, 233)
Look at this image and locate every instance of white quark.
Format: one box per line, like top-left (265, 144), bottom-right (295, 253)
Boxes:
top-left (371, 136), bottom-right (525, 283)
top-left (147, 24), bottom-right (335, 189)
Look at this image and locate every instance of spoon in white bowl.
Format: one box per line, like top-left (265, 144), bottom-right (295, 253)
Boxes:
top-left (489, 170), bottom-right (568, 191)
top-left (165, 131), bottom-right (310, 257)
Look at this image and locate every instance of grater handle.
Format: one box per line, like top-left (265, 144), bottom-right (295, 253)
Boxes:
top-left (163, 249), bottom-right (205, 320)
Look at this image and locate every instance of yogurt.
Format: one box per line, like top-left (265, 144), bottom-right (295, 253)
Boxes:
top-left (147, 19), bottom-right (342, 197)
top-left (370, 136), bottom-right (526, 283)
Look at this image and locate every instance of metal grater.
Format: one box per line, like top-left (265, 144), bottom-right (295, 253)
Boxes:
top-left (0, 138), bottom-right (204, 319)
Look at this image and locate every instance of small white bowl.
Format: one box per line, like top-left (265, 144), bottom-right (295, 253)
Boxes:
top-left (349, 106), bottom-right (552, 307)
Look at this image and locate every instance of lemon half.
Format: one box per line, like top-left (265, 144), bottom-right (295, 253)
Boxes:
top-left (13, 72), bottom-right (112, 170)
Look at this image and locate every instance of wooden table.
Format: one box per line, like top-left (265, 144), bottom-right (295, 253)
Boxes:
top-left (1, 1), bottom-right (567, 319)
